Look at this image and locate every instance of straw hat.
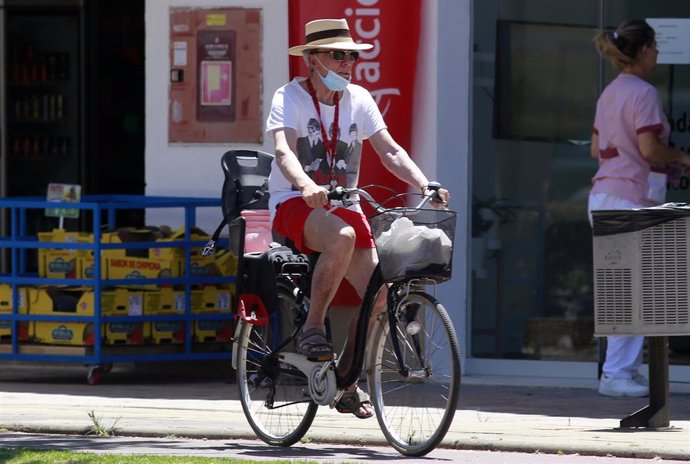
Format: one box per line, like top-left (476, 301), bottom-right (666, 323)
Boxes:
top-left (288, 18), bottom-right (373, 56)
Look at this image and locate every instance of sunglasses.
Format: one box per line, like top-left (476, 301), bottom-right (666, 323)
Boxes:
top-left (314, 50), bottom-right (359, 62)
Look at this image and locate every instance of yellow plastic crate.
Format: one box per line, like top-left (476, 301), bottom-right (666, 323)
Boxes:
top-left (0, 285), bottom-right (30, 342)
top-left (33, 321), bottom-right (94, 346)
top-left (193, 314), bottom-right (233, 343)
top-left (77, 289), bottom-right (148, 345)
top-left (105, 256), bottom-right (182, 289)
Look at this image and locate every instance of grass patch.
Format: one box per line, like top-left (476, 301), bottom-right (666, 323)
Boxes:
top-left (0, 448), bottom-right (322, 463)
top-left (86, 410), bottom-right (122, 437)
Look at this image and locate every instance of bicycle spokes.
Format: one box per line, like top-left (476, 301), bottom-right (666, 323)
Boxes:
top-left (236, 287), bottom-right (318, 446)
top-left (368, 291), bottom-right (461, 457)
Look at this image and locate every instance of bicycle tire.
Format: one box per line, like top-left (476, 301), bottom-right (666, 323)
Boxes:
top-left (236, 285), bottom-right (318, 446)
top-left (367, 291), bottom-right (461, 456)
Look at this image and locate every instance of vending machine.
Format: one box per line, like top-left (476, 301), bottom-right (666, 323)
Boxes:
top-left (1, 0), bottom-right (84, 251)
top-left (2, 1), bottom-right (83, 198)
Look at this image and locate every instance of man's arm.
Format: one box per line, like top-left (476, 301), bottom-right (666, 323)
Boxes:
top-left (273, 128), bottom-right (329, 207)
top-left (369, 129), bottom-right (450, 203)
top-left (368, 129), bottom-right (429, 191)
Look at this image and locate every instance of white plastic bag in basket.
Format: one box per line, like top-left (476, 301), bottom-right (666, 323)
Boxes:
top-left (375, 216), bottom-right (452, 277)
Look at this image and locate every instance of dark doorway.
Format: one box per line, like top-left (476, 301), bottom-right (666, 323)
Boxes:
top-left (84, 0), bottom-right (145, 225)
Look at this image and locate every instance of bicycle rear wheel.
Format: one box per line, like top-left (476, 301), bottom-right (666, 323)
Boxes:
top-left (367, 291), bottom-right (461, 456)
top-left (236, 286), bottom-right (317, 446)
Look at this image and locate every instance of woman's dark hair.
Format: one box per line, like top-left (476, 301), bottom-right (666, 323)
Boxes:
top-left (593, 20), bottom-right (656, 70)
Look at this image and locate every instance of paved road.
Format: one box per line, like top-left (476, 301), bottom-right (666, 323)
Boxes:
top-left (1, 432), bottom-right (689, 463)
top-left (1, 361), bottom-right (689, 462)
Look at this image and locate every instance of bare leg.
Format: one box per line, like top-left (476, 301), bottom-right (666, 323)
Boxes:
top-left (332, 248), bottom-right (383, 418)
top-left (336, 277), bottom-right (386, 378)
top-left (301, 209), bottom-right (380, 417)
top-left (301, 209), bottom-right (356, 333)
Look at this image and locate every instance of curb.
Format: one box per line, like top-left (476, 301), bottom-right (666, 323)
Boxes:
top-left (2, 423), bottom-right (689, 462)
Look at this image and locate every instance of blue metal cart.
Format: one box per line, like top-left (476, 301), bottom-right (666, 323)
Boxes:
top-left (0, 195), bottom-right (236, 385)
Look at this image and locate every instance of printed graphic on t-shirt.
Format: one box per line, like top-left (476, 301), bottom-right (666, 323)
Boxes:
top-left (295, 120), bottom-right (362, 188)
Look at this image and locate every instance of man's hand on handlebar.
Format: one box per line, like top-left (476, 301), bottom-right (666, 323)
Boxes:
top-left (423, 182), bottom-right (450, 209)
top-left (301, 183), bottom-right (330, 208)
top-left (326, 184), bottom-right (451, 212)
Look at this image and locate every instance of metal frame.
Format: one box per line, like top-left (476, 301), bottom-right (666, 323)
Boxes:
top-left (0, 195), bottom-right (236, 373)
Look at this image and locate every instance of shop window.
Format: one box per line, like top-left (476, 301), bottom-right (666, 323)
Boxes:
top-left (493, 20), bottom-right (671, 143)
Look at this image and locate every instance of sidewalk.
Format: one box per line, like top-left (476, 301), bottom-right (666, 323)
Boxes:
top-left (0, 361), bottom-right (689, 460)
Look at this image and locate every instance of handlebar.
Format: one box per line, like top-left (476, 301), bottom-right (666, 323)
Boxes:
top-left (326, 182), bottom-right (447, 214)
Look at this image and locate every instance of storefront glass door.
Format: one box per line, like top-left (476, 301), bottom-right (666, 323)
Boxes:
top-left (471, 0), bottom-right (690, 365)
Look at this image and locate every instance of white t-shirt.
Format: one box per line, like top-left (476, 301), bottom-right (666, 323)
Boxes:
top-left (265, 77), bottom-right (387, 214)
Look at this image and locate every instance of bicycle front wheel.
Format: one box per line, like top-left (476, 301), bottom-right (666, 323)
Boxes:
top-left (236, 286), bottom-right (318, 446)
top-left (367, 291), bottom-right (461, 456)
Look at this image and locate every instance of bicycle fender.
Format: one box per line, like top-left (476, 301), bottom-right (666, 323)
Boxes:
top-left (230, 293), bottom-right (269, 370)
top-left (231, 319), bottom-right (246, 370)
top-left (237, 293), bottom-right (269, 326)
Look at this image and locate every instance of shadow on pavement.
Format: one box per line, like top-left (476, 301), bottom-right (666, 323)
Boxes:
top-left (1, 434), bottom-right (444, 462)
top-left (1, 360), bottom-right (689, 422)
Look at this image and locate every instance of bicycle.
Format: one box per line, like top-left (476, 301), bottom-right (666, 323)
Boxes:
top-left (231, 183), bottom-right (461, 456)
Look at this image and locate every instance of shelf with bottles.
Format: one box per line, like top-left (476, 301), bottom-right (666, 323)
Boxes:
top-left (8, 42), bottom-right (70, 87)
top-left (7, 135), bottom-right (72, 161)
top-left (9, 92), bottom-right (67, 125)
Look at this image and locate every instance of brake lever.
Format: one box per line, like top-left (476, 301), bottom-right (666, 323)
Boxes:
top-left (326, 195), bottom-right (356, 214)
top-left (325, 186), bottom-right (356, 214)
top-left (425, 183), bottom-right (448, 209)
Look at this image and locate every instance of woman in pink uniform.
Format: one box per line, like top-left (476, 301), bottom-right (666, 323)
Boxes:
top-left (590, 19), bottom-right (690, 397)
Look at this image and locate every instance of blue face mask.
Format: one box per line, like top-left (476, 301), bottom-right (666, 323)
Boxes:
top-left (315, 57), bottom-right (350, 91)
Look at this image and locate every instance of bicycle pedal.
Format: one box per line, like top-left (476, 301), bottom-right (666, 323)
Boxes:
top-left (248, 373), bottom-right (274, 389)
top-left (259, 377), bottom-right (274, 388)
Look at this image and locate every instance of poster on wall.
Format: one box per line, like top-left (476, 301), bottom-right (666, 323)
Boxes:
top-left (288, 0), bottom-right (421, 195)
top-left (169, 7), bottom-right (262, 143)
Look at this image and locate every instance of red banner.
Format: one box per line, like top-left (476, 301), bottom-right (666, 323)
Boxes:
top-left (287, 0), bottom-right (421, 305)
top-left (288, 0), bottom-right (420, 195)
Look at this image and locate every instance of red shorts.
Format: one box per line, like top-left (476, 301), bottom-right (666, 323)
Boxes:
top-left (273, 197), bottom-right (375, 254)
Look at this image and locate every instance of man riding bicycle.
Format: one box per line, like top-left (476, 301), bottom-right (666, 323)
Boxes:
top-left (266, 18), bottom-right (450, 419)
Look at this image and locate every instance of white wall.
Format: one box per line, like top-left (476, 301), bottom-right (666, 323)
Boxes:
top-left (144, 0), bottom-right (288, 231)
top-left (415, 0), bottom-right (471, 365)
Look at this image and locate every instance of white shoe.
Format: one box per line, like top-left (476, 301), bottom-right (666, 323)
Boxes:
top-left (632, 373), bottom-right (649, 387)
top-left (598, 375), bottom-right (649, 397)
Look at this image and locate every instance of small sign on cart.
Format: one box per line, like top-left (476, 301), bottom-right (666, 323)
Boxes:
top-left (45, 183), bottom-right (81, 219)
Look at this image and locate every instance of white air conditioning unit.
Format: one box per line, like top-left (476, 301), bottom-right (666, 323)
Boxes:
top-left (593, 209), bottom-right (690, 336)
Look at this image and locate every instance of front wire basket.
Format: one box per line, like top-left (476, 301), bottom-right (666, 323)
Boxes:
top-left (369, 207), bottom-right (457, 283)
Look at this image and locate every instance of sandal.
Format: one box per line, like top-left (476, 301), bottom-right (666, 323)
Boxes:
top-left (298, 327), bottom-right (334, 362)
top-left (335, 386), bottom-right (374, 419)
